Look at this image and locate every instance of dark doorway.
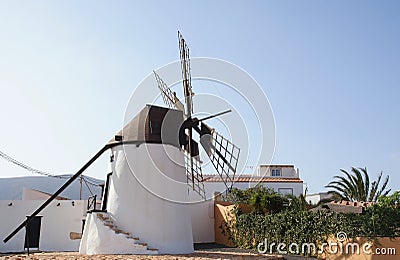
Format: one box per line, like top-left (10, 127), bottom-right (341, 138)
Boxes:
top-left (24, 216), bottom-right (42, 250)
top-left (101, 172), bottom-right (113, 211)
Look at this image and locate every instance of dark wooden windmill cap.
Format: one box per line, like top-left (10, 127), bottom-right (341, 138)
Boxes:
top-left (108, 104), bottom-right (187, 150)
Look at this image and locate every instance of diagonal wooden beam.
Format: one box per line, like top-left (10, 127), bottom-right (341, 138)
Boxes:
top-left (3, 141), bottom-right (124, 244)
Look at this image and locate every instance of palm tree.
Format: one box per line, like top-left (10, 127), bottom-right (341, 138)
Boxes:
top-left (325, 167), bottom-right (391, 202)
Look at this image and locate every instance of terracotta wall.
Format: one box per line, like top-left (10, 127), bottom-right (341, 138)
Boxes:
top-left (214, 201), bottom-right (252, 246)
top-left (323, 237), bottom-right (399, 260)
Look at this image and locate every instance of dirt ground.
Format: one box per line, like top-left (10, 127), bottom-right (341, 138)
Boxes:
top-left (0, 250), bottom-right (284, 260)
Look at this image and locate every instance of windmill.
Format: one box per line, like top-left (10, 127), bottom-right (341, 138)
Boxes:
top-left (154, 31), bottom-right (240, 198)
top-left (3, 31), bottom-right (240, 255)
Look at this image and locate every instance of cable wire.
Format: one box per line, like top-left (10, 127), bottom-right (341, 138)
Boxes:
top-left (0, 150), bottom-right (69, 179)
top-left (0, 149), bottom-right (103, 186)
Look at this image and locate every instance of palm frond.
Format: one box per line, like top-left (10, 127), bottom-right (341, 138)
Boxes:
top-left (325, 184), bottom-right (350, 201)
top-left (360, 167), bottom-right (370, 200)
top-left (370, 173), bottom-right (382, 201)
top-left (351, 167), bottom-right (366, 201)
top-left (368, 181), bottom-right (378, 202)
top-left (328, 167), bottom-right (391, 202)
top-left (374, 174), bottom-right (390, 201)
top-left (340, 169), bottom-right (359, 198)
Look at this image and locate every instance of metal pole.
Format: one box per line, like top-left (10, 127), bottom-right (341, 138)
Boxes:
top-left (198, 109), bottom-right (232, 122)
top-left (79, 174), bottom-right (83, 200)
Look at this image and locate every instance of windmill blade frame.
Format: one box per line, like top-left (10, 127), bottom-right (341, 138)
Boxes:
top-left (153, 71), bottom-right (184, 111)
top-left (178, 31), bottom-right (194, 117)
top-left (178, 31), bottom-right (196, 192)
top-left (154, 31), bottom-right (241, 198)
top-left (184, 152), bottom-right (206, 199)
top-left (197, 122), bottom-right (240, 191)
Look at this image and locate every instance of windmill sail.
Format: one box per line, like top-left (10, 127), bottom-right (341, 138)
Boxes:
top-left (178, 31), bottom-right (197, 194)
top-left (184, 152), bottom-right (205, 199)
top-left (178, 31), bottom-right (193, 117)
top-left (199, 122), bottom-right (240, 191)
top-left (154, 71), bottom-right (184, 111)
top-left (154, 60), bottom-right (203, 198)
top-left (153, 31), bottom-right (241, 198)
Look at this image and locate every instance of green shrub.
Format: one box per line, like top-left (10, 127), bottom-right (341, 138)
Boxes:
top-left (222, 190), bottom-right (400, 256)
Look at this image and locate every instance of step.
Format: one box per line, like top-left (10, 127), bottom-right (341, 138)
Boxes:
top-left (96, 213), bottom-right (110, 220)
top-left (95, 213), bottom-right (157, 254)
top-left (114, 230), bottom-right (130, 236)
top-left (105, 223), bottom-right (116, 228)
top-left (113, 229), bottom-right (131, 236)
top-left (126, 236), bottom-right (140, 240)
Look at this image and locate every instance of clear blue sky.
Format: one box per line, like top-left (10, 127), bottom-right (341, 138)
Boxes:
top-left (0, 1), bottom-right (399, 194)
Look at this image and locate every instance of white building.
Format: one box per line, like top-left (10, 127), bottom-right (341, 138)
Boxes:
top-left (203, 164), bottom-right (304, 197)
top-left (306, 192), bottom-right (333, 205)
top-left (80, 105), bottom-right (194, 255)
top-left (22, 188), bottom-right (70, 201)
top-left (0, 189), bottom-right (88, 253)
top-left (257, 164), bottom-right (300, 178)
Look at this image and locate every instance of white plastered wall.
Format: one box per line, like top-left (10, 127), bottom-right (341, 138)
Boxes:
top-left (97, 144), bottom-right (194, 254)
top-left (258, 165), bottom-right (299, 178)
top-left (0, 200), bottom-right (86, 253)
top-left (188, 190), bottom-right (215, 243)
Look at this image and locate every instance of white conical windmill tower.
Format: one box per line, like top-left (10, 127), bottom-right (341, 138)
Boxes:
top-left (3, 31), bottom-right (240, 255)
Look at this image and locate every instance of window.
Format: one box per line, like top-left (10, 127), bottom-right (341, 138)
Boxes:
top-left (278, 188), bottom-right (293, 195)
top-left (271, 169), bottom-right (281, 176)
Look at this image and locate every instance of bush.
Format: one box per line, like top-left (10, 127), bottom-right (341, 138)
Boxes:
top-left (224, 209), bottom-right (355, 253)
top-left (222, 189), bottom-right (400, 256)
top-left (223, 186), bottom-right (295, 214)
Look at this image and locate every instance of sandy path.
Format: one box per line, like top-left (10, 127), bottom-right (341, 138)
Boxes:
top-left (0, 250), bottom-right (283, 260)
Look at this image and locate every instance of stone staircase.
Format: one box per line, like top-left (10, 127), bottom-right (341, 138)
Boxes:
top-left (96, 212), bottom-right (158, 254)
